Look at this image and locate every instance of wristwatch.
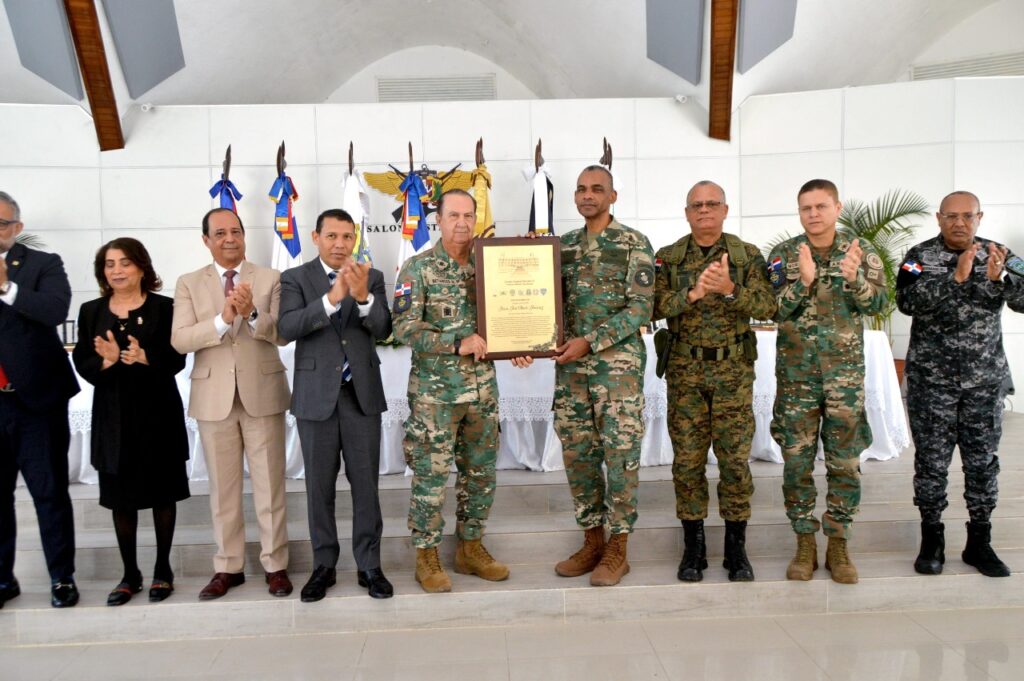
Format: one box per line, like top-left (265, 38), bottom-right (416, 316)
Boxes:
top-left (723, 287), bottom-right (737, 302)
top-left (248, 308), bottom-right (259, 322)
top-left (453, 338), bottom-right (462, 355)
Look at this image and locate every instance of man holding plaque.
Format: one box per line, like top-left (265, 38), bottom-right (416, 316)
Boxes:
top-left (393, 189), bottom-right (509, 593)
top-left (552, 165), bottom-right (655, 587)
top-left (653, 181), bottom-right (776, 583)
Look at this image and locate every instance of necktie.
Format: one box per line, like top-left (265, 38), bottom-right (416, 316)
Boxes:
top-left (224, 269), bottom-right (236, 296)
top-left (327, 271), bottom-right (352, 382)
top-left (0, 364), bottom-right (9, 390)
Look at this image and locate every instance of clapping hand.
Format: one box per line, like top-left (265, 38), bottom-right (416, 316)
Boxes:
top-left (120, 334), bottom-right (148, 365)
top-left (954, 243), bottom-right (980, 283)
top-left (798, 243), bottom-right (816, 286)
top-left (987, 242), bottom-right (1008, 281)
top-left (697, 253), bottom-right (735, 296)
top-left (839, 239), bottom-right (863, 283)
top-left (94, 330), bottom-right (120, 369)
top-left (343, 261), bottom-right (371, 302)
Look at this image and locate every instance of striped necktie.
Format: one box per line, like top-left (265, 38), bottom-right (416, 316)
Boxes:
top-left (327, 271), bottom-right (352, 382)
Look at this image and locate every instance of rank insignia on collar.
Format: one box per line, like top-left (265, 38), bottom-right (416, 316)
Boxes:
top-left (901, 260), bottom-right (922, 276)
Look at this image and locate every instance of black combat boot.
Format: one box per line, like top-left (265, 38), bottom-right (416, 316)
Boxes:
top-left (723, 520), bottom-right (755, 582)
top-left (913, 521), bottom-right (945, 575)
top-left (677, 520), bottom-right (708, 582)
top-left (962, 520), bottom-right (1011, 577)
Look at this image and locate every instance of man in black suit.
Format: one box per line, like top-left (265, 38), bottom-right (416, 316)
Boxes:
top-left (0, 191), bottom-right (80, 608)
top-left (279, 208), bottom-right (393, 601)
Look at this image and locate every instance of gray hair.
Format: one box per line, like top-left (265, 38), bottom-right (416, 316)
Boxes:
top-left (0, 191), bottom-right (20, 221)
top-left (687, 180), bottom-right (727, 205)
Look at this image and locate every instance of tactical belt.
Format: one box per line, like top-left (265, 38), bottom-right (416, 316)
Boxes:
top-left (676, 334), bottom-right (745, 361)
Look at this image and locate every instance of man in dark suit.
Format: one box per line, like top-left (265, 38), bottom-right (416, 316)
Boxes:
top-left (279, 208), bottom-right (393, 601)
top-left (0, 191), bottom-right (80, 608)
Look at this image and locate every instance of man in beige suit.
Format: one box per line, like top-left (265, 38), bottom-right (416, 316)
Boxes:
top-left (172, 208), bottom-right (292, 600)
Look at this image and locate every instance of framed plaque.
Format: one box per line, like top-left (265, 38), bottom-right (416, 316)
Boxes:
top-left (474, 237), bottom-right (563, 359)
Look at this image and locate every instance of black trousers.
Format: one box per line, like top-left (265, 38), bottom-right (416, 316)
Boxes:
top-left (0, 392), bottom-right (76, 582)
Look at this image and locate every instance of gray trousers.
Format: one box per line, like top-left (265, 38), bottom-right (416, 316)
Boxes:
top-left (296, 382), bottom-right (383, 571)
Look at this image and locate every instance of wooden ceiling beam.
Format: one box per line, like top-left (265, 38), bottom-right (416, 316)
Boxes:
top-left (708, 0), bottom-right (739, 141)
top-left (63, 0), bottom-right (124, 151)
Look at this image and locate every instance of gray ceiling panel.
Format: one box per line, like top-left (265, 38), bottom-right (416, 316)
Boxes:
top-left (737, 0), bottom-right (798, 74)
top-left (3, 0), bottom-right (83, 99)
top-left (101, 0), bottom-right (185, 99)
top-left (645, 0), bottom-right (704, 85)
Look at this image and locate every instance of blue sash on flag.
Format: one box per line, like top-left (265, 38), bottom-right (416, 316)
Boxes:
top-left (209, 175), bottom-right (242, 212)
top-left (399, 174), bottom-right (430, 251)
top-left (269, 174), bottom-right (301, 258)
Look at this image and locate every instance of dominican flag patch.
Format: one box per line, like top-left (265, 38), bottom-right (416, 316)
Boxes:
top-left (768, 256), bottom-right (782, 273)
top-left (655, 257), bottom-right (663, 271)
top-left (394, 281), bottom-right (412, 296)
top-left (901, 261), bottom-right (923, 276)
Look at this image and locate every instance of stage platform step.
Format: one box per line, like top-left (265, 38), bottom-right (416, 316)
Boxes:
top-left (1, 550), bottom-right (1021, 646)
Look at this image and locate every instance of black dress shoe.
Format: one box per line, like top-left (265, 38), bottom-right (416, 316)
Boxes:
top-left (107, 579), bottom-right (143, 606)
top-left (357, 568), bottom-right (394, 599)
top-left (300, 566), bottom-right (336, 603)
top-left (51, 580), bottom-right (80, 608)
top-left (0, 578), bottom-right (20, 608)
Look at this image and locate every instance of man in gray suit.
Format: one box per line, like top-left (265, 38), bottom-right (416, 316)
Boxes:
top-left (279, 208), bottom-right (393, 601)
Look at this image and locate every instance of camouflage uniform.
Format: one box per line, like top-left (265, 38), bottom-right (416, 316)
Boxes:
top-left (653, 234), bottom-right (777, 521)
top-left (556, 219), bottom-right (655, 534)
top-left (767, 232), bottom-right (887, 538)
top-left (393, 241), bottom-right (498, 549)
top-left (896, 236), bottom-right (1024, 523)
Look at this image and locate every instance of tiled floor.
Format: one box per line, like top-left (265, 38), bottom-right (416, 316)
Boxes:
top-left (3, 607), bottom-right (1023, 680)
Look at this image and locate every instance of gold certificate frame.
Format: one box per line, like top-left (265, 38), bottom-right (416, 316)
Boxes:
top-left (474, 237), bottom-right (563, 359)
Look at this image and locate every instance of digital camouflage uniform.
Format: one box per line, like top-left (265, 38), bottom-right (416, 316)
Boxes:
top-left (393, 241), bottom-right (498, 549)
top-left (556, 219), bottom-right (655, 534)
top-left (767, 232), bottom-right (887, 538)
top-left (896, 236), bottom-right (1024, 523)
top-left (653, 234), bottom-right (777, 521)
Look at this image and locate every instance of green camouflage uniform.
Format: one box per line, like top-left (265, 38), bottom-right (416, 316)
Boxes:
top-left (556, 219), bottom-right (655, 534)
top-left (393, 241), bottom-right (498, 549)
top-left (653, 234), bottom-right (777, 521)
top-left (767, 232), bottom-right (887, 538)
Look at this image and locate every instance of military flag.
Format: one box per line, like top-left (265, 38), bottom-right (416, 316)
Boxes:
top-left (524, 163), bottom-right (554, 235)
top-left (269, 172), bottom-right (301, 271)
top-left (395, 172), bottom-right (431, 272)
top-left (209, 145), bottom-right (241, 212)
top-left (471, 139), bottom-right (495, 238)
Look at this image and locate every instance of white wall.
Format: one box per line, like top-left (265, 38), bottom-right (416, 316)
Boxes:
top-left (2, 77), bottom-right (1023, 405)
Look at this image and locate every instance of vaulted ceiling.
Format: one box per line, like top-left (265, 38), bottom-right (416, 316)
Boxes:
top-left (0, 0), bottom-right (998, 109)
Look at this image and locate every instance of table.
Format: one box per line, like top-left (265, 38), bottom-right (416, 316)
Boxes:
top-left (64, 330), bottom-right (909, 483)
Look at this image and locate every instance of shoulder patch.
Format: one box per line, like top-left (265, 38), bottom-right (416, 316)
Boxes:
top-left (393, 280), bottom-right (413, 314)
top-left (1006, 255), bottom-right (1024, 277)
top-left (654, 257), bottom-right (663, 271)
top-left (635, 264), bottom-right (655, 287)
top-left (866, 253), bottom-right (883, 270)
top-left (900, 260), bottom-right (923, 277)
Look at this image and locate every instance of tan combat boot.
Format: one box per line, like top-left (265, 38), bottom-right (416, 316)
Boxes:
top-left (825, 536), bottom-right (859, 584)
top-left (786, 533), bottom-right (818, 581)
top-left (555, 526), bottom-right (606, 577)
top-left (415, 547), bottom-right (452, 593)
top-left (454, 538), bottom-right (510, 581)
top-left (590, 533), bottom-right (630, 586)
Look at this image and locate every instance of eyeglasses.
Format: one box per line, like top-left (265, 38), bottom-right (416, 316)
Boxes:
top-left (939, 212), bottom-right (979, 222)
top-left (687, 201), bottom-right (724, 211)
top-left (0, 218), bottom-right (20, 229)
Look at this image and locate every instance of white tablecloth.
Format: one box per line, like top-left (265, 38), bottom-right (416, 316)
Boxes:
top-left (65, 330), bottom-right (909, 483)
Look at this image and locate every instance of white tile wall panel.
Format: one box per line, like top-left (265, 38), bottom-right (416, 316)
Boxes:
top-left (210, 105), bottom-right (317, 166)
top-left (99, 168), bottom-right (212, 232)
top-left (637, 158), bottom-right (741, 220)
top-left (844, 80), bottom-right (954, 149)
top-left (102, 107), bottom-right (210, 168)
top-left (422, 100), bottom-right (532, 162)
top-left (0, 167), bottom-right (101, 230)
top-left (315, 103), bottom-right (424, 165)
top-left (0, 105), bottom-right (98, 167)
top-left (740, 89), bottom-right (843, 156)
top-left (529, 99), bottom-right (636, 160)
top-left (955, 77), bottom-right (1024, 142)
top-left (844, 144), bottom-right (953, 207)
top-left (636, 99), bottom-right (739, 159)
top-left (740, 152), bottom-right (843, 217)
top-left (954, 142), bottom-right (1024, 205)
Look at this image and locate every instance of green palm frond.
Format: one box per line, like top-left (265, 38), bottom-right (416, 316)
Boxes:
top-left (14, 232), bottom-right (47, 249)
top-left (760, 230), bottom-right (795, 260)
top-left (837, 188), bottom-right (929, 332)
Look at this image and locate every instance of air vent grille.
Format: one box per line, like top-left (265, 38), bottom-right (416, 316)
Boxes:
top-left (377, 74), bottom-right (497, 102)
top-left (912, 51), bottom-right (1024, 80)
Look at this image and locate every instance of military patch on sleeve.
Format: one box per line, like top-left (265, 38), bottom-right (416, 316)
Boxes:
top-left (768, 256), bottom-right (784, 288)
top-left (900, 260), bottom-right (923, 277)
top-left (634, 265), bottom-right (655, 287)
top-left (654, 257), bottom-right (663, 271)
top-left (1006, 255), bottom-right (1024, 277)
top-left (866, 253), bottom-right (883, 270)
top-left (393, 281), bottom-right (413, 314)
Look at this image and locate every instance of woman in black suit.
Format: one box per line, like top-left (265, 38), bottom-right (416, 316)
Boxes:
top-left (72, 238), bottom-right (189, 605)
